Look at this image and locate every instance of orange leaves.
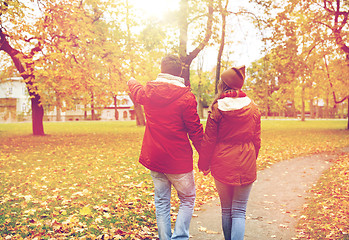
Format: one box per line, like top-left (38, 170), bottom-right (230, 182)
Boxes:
top-left (0, 120), bottom-right (348, 238)
top-left (297, 152), bottom-right (349, 239)
top-left (256, 120), bottom-right (349, 170)
top-left (79, 206), bottom-right (92, 216)
top-left (0, 121), bottom-right (157, 239)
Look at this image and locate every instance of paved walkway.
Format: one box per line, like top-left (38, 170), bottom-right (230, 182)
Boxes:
top-left (189, 149), bottom-right (348, 239)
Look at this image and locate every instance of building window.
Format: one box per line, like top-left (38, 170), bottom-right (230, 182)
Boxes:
top-left (8, 87), bottom-right (13, 95)
top-left (22, 103), bottom-right (27, 112)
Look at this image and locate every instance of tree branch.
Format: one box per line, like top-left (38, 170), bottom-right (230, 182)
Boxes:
top-left (323, 0), bottom-right (335, 12)
top-left (338, 11), bottom-right (348, 31)
top-left (304, 43), bottom-right (319, 62)
top-left (314, 20), bottom-right (334, 30)
top-left (187, 1), bottom-right (214, 62)
top-left (29, 42), bottom-right (42, 58)
top-left (323, 55), bottom-right (349, 104)
top-left (228, 10), bottom-right (266, 43)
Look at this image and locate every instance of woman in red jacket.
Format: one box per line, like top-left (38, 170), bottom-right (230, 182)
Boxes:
top-left (198, 66), bottom-right (261, 240)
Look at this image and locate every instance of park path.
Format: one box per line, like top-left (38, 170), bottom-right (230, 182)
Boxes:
top-left (189, 149), bottom-right (348, 239)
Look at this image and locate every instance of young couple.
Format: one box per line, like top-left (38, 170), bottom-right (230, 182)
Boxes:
top-left (128, 54), bottom-right (261, 240)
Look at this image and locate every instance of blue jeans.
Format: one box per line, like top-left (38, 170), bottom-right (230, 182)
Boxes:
top-left (214, 179), bottom-right (253, 240)
top-left (151, 171), bottom-right (196, 240)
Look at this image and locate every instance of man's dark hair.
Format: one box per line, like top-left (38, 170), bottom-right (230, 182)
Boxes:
top-left (161, 54), bottom-right (182, 77)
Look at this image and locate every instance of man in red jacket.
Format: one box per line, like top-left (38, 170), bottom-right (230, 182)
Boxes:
top-left (128, 54), bottom-right (203, 240)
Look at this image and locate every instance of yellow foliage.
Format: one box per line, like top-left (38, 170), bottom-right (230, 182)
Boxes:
top-left (0, 120), bottom-right (348, 238)
top-left (80, 206), bottom-right (92, 216)
top-left (297, 153), bottom-right (349, 239)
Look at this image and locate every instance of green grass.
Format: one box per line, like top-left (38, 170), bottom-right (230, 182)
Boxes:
top-left (0, 120), bottom-right (348, 239)
top-left (256, 120), bottom-right (348, 169)
top-left (0, 121), bottom-right (141, 136)
top-left (1, 121), bottom-right (151, 239)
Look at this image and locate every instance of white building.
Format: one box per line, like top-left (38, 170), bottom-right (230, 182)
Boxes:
top-left (100, 92), bottom-right (134, 121)
top-left (0, 77), bottom-right (31, 122)
top-left (0, 77), bottom-right (134, 122)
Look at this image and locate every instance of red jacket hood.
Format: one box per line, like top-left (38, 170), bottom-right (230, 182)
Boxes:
top-left (145, 81), bottom-right (191, 107)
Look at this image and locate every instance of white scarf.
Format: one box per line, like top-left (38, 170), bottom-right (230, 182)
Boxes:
top-left (217, 97), bottom-right (252, 111)
top-left (152, 73), bottom-right (186, 87)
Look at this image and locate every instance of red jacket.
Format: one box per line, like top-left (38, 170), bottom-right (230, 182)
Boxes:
top-left (198, 95), bottom-right (261, 186)
top-left (128, 75), bottom-right (203, 174)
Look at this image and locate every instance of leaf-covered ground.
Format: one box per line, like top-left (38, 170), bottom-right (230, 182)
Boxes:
top-left (0, 120), bottom-right (348, 239)
top-left (296, 151), bottom-right (349, 239)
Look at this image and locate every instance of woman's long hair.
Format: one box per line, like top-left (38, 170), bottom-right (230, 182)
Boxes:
top-left (210, 79), bottom-right (232, 110)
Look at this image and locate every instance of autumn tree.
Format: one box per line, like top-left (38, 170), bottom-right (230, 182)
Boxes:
top-left (287, 0), bottom-right (349, 122)
top-left (123, 0), bottom-right (147, 126)
top-left (1, 0), bottom-right (45, 135)
top-left (35, 0), bottom-right (129, 121)
top-left (191, 52), bottom-right (214, 118)
top-left (214, 0), bottom-right (229, 93)
top-left (251, 0), bottom-right (349, 127)
top-left (178, 0), bottom-right (214, 86)
top-left (1, 0), bottom-right (131, 133)
top-left (214, 0), bottom-right (261, 94)
top-left (246, 55), bottom-right (278, 117)
top-left (301, 0), bottom-right (349, 127)
top-left (1, 0), bottom-right (91, 134)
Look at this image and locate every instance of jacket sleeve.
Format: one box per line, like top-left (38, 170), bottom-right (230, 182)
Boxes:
top-left (182, 93), bottom-right (203, 154)
top-left (127, 78), bottom-right (147, 105)
top-left (253, 108), bottom-right (261, 158)
top-left (198, 105), bottom-right (221, 171)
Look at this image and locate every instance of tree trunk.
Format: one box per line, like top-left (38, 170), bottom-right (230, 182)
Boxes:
top-left (84, 105), bottom-right (87, 120)
top-left (113, 95), bottom-right (119, 120)
top-left (301, 83), bottom-right (305, 121)
top-left (179, 0), bottom-right (213, 86)
top-left (310, 99), bottom-right (315, 119)
top-left (56, 107), bottom-right (62, 121)
top-left (215, 63), bottom-right (221, 95)
top-left (181, 63), bottom-right (191, 87)
top-left (91, 93), bottom-right (96, 120)
top-left (301, 98), bottom-right (305, 121)
top-left (215, 0), bottom-right (228, 94)
top-left (347, 98), bottom-right (349, 130)
top-left (196, 53), bottom-right (204, 119)
top-left (197, 81), bottom-right (203, 119)
top-left (264, 84), bottom-right (269, 119)
top-left (0, 30), bottom-right (44, 135)
top-left (31, 95), bottom-right (45, 135)
top-left (325, 96), bottom-right (329, 119)
top-left (323, 55), bottom-right (349, 127)
top-left (91, 107), bottom-right (95, 120)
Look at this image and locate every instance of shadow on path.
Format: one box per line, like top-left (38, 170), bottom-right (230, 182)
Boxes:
top-left (189, 148), bottom-right (349, 239)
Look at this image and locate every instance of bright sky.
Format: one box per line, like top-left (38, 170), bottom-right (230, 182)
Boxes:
top-left (5, 0), bottom-right (264, 72)
top-left (128, 0), bottom-right (264, 70)
top-left (128, 0), bottom-right (179, 20)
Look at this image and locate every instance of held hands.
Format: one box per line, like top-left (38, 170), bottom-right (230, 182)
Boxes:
top-left (200, 169), bottom-right (211, 176)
